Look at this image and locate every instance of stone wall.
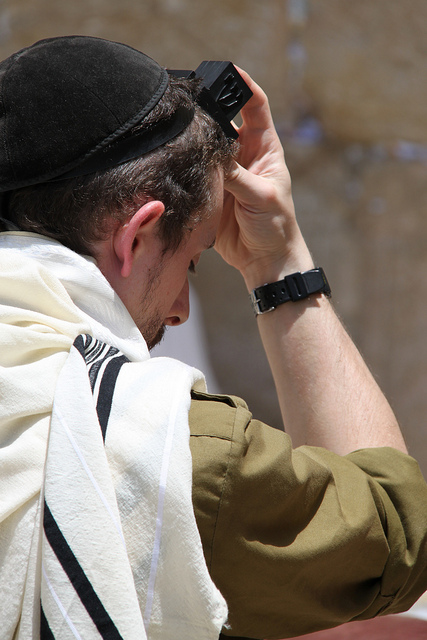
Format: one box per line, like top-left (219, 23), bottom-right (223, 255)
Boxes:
top-left (2, 0), bottom-right (427, 474)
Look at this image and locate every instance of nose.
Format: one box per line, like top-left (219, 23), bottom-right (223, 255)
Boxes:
top-left (164, 278), bottom-right (190, 326)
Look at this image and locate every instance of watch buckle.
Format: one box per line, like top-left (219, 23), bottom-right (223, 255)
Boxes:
top-left (249, 290), bottom-right (275, 315)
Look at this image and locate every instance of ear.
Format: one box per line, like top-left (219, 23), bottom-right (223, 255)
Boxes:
top-left (113, 200), bottom-right (165, 278)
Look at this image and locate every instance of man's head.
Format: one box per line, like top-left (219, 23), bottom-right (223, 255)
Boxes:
top-left (0, 36), bottom-right (237, 346)
top-left (0, 36), bottom-right (234, 252)
top-left (4, 76), bottom-right (233, 255)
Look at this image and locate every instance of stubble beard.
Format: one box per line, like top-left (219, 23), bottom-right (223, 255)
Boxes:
top-left (145, 317), bottom-right (167, 351)
top-left (138, 258), bottom-right (167, 351)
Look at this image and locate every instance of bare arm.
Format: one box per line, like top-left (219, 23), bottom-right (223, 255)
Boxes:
top-left (215, 70), bottom-right (407, 455)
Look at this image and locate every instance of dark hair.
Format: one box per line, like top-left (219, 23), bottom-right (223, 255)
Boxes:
top-left (4, 76), bottom-right (235, 255)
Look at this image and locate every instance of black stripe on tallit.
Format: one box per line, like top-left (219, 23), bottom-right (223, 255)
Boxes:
top-left (43, 500), bottom-right (124, 640)
top-left (73, 333), bottom-right (87, 358)
top-left (72, 335), bottom-right (129, 439)
top-left (73, 335), bottom-right (120, 391)
top-left (96, 354), bottom-right (129, 440)
top-left (84, 336), bottom-right (106, 364)
top-left (40, 604), bottom-right (56, 640)
top-left (88, 345), bottom-right (121, 392)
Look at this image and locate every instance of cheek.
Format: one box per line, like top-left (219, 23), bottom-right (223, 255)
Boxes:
top-left (167, 258), bottom-right (191, 292)
top-left (171, 273), bottom-right (190, 307)
top-left (157, 263), bottom-right (189, 307)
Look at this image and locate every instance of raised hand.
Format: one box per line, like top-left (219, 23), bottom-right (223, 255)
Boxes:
top-left (216, 68), bottom-right (313, 290)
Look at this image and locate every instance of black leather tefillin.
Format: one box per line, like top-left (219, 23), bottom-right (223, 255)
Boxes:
top-left (169, 60), bottom-right (253, 139)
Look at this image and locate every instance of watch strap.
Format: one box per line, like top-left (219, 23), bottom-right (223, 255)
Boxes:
top-left (250, 268), bottom-right (331, 315)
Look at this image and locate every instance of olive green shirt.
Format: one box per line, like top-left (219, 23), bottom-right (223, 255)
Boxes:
top-left (189, 391), bottom-right (427, 640)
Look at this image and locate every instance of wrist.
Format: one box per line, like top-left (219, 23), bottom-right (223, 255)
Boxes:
top-left (249, 268), bottom-right (331, 316)
top-left (242, 242), bottom-right (314, 292)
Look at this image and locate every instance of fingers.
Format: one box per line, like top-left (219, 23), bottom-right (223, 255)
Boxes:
top-left (232, 67), bottom-right (284, 171)
top-left (234, 66), bottom-right (276, 131)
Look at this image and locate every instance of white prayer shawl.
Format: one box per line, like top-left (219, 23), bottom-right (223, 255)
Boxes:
top-left (0, 233), bottom-right (228, 640)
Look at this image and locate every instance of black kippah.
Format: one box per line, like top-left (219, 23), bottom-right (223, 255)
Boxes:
top-left (0, 35), bottom-right (194, 191)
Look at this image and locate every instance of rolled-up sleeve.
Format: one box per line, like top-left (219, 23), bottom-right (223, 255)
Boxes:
top-left (189, 392), bottom-right (427, 640)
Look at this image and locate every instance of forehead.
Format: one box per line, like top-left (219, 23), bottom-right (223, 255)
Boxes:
top-left (195, 172), bottom-right (224, 238)
top-left (182, 168), bottom-right (224, 242)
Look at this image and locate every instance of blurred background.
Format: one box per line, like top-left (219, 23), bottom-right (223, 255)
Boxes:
top-left (3, 0), bottom-right (427, 477)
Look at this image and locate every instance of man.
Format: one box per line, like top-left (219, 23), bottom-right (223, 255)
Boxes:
top-left (0, 35), bottom-right (426, 640)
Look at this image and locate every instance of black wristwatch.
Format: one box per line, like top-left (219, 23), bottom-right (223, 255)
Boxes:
top-left (250, 268), bottom-right (331, 315)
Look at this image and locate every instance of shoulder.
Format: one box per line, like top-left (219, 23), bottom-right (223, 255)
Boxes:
top-left (189, 390), bottom-right (290, 497)
top-left (189, 391), bottom-right (427, 639)
top-left (188, 390), bottom-right (255, 585)
top-left (189, 389), bottom-right (251, 440)
top-left (189, 389), bottom-right (293, 576)
top-left (188, 391), bottom-right (253, 546)
top-left (189, 389), bottom-right (291, 476)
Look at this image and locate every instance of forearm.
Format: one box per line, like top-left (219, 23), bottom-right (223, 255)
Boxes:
top-left (219, 69), bottom-right (407, 456)
top-left (257, 292), bottom-right (406, 454)
top-left (243, 236), bottom-right (407, 455)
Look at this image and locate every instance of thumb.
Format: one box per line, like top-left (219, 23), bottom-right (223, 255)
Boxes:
top-left (224, 161), bottom-right (274, 212)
